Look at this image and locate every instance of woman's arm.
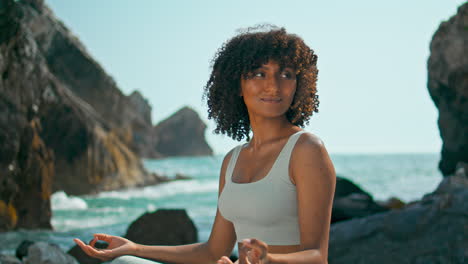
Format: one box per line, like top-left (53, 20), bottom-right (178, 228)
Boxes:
top-left (75, 151), bottom-right (238, 264)
top-left (270, 133), bottom-right (336, 264)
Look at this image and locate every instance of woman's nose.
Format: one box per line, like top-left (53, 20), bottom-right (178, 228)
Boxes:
top-left (264, 75), bottom-right (280, 93)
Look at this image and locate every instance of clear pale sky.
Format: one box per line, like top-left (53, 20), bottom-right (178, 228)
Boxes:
top-left (45, 0), bottom-right (464, 155)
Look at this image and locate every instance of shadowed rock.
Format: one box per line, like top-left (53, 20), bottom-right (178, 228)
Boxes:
top-left (154, 107), bottom-right (213, 157)
top-left (427, 3), bottom-right (468, 176)
top-left (331, 176), bottom-right (388, 223)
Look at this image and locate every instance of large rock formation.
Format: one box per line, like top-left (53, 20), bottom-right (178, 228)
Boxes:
top-left (18, 1), bottom-right (213, 159)
top-left (0, 0), bottom-right (213, 231)
top-left (328, 4), bottom-right (468, 263)
top-left (0, 0), bottom-right (54, 230)
top-left (0, 0), bottom-right (153, 231)
top-left (427, 3), bottom-right (468, 176)
top-left (154, 107), bottom-right (213, 157)
top-left (328, 173), bottom-right (468, 264)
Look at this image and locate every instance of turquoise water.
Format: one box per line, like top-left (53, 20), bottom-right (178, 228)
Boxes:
top-left (0, 153), bottom-right (442, 255)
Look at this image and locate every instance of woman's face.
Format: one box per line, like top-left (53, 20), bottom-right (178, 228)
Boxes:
top-left (240, 60), bottom-right (297, 120)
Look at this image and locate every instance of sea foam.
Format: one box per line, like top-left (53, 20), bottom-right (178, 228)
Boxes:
top-left (51, 191), bottom-right (88, 210)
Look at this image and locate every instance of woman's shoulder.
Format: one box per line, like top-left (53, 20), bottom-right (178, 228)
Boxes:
top-left (295, 131), bottom-right (326, 151)
top-left (291, 130), bottom-right (330, 165)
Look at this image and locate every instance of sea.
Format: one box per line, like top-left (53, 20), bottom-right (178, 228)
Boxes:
top-left (0, 153), bottom-right (442, 256)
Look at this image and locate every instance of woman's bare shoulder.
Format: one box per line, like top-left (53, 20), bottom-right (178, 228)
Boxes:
top-left (295, 131), bottom-right (326, 152)
top-left (290, 131), bottom-right (335, 182)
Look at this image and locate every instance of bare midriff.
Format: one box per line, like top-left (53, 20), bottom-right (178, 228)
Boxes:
top-left (237, 243), bottom-right (302, 254)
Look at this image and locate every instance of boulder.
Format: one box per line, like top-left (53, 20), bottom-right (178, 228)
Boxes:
top-left (331, 176), bottom-right (388, 223)
top-left (0, 255), bottom-right (21, 264)
top-left (125, 209), bottom-right (198, 245)
top-left (23, 242), bottom-right (78, 264)
top-left (67, 240), bottom-right (107, 264)
top-left (154, 107), bottom-right (213, 157)
top-left (427, 3), bottom-right (468, 176)
top-left (328, 180), bottom-right (468, 263)
top-left (68, 209), bottom-right (198, 264)
top-left (16, 240), bottom-right (34, 260)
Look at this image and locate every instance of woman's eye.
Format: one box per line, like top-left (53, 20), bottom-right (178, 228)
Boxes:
top-left (281, 72), bottom-right (294, 79)
top-left (253, 72), bottom-right (264, 78)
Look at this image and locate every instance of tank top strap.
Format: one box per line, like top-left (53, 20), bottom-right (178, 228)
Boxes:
top-left (280, 130), bottom-right (307, 159)
top-left (272, 130), bottom-right (307, 184)
top-left (225, 144), bottom-right (244, 183)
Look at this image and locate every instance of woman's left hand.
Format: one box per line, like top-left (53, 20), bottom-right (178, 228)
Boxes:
top-left (217, 238), bottom-right (269, 264)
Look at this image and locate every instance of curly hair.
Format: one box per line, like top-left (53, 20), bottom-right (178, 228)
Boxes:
top-left (203, 25), bottom-right (319, 141)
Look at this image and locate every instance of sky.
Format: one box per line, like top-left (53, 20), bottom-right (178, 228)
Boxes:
top-left (45, 0), bottom-right (464, 155)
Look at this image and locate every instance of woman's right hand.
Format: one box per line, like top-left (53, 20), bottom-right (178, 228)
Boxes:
top-left (73, 233), bottom-right (137, 261)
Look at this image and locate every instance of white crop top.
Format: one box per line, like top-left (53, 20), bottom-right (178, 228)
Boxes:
top-left (218, 131), bottom-right (306, 245)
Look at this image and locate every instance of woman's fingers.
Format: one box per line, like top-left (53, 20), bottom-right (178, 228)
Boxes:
top-left (93, 233), bottom-right (114, 242)
top-left (217, 256), bottom-right (234, 264)
top-left (73, 238), bottom-right (112, 261)
top-left (239, 238), bottom-right (268, 263)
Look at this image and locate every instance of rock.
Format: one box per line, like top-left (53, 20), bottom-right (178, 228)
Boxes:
top-left (331, 176), bottom-right (388, 223)
top-left (328, 188), bottom-right (468, 264)
top-left (425, 161), bottom-right (468, 198)
top-left (0, 0), bottom-right (158, 208)
top-left (67, 239), bottom-right (105, 264)
top-left (128, 91), bottom-right (152, 126)
top-left (175, 173), bottom-right (192, 180)
top-left (23, 242), bottom-right (78, 264)
top-left (376, 197), bottom-right (406, 210)
top-left (0, 254), bottom-right (21, 264)
top-left (154, 107), bottom-right (213, 157)
top-left (427, 3), bottom-right (468, 177)
top-left (16, 240), bottom-right (34, 260)
top-left (124, 209), bottom-right (198, 246)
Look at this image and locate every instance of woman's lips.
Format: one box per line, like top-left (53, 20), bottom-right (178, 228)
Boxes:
top-left (260, 98), bottom-right (281, 103)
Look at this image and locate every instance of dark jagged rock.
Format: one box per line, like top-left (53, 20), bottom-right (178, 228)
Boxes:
top-left (331, 176), bottom-right (388, 223)
top-left (154, 107), bottom-right (213, 157)
top-left (125, 209), bottom-right (198, 245)
top-left (19, 2), bottom-right (212, 159)
top-left (427, 3), bottom-right (468, 176)
top-left (328, 5), bottom-right (468, 263)
top-left (328, 176), bottom-right (468, 264)
top-left (0, 0), bottom-right (168, 231)
top-left (16, 240), bottom-right (35, 260)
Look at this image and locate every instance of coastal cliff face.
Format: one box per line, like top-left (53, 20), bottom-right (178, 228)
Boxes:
top-left (0, 0), bottom-right (55, 231)
top-left (328, 4), bottom-right (468, 263)
top-left (0, 0), bottom-right (213, 230)
top-left (19, 1), bottom-right (213, 160)
top-left (428, 3), bottom-right (468, 176)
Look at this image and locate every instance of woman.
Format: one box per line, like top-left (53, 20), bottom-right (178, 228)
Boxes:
top-left (74, 25), bottom-right (336, 264)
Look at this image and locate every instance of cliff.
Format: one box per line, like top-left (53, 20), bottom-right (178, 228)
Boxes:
top-left (427, 3), bottom-right (468, 176)
top-left (0, 0), bottom-right (212, 231)
top-left (328, 4), bottom-right (468, 263)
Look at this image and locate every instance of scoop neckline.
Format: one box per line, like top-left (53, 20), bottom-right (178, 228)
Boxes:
top-left (229, 130), bottom-right (303, 185)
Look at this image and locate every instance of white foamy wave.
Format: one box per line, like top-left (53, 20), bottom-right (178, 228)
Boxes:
top-left (95, 180), bottom-right (219, 200)
top-left (52, 216), bottom-right (121, 231)
top-left (51, 191), bottom-right (88, 210)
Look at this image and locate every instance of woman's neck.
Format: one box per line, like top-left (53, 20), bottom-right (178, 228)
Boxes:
top-left (248, 116), bottom-right (299, 149)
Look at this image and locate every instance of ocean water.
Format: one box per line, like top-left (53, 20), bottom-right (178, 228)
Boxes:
top-left (0, 153), bottom-right (442, 256)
